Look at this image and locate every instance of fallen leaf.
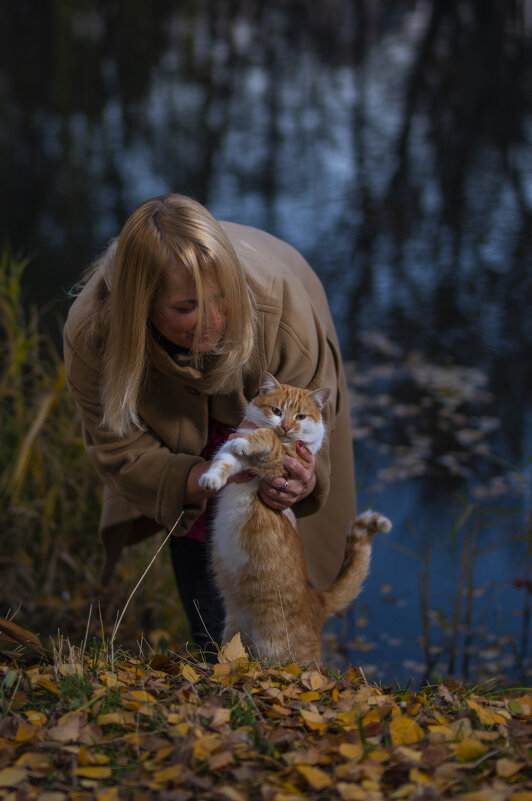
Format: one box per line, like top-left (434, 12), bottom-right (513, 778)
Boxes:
top-left (300, 670), bottom-right (330, 691)
top-left (152, 763), bottom-right (186, 784)
top-left (95, 789), bottom-right (121, 801)
top-left (0, 618), bottom-right (49, 658)
top-left (34, 675), bottom-right (61, 695)
top-left (217, 633), bottom-right (249, 663)
top-left (339, 743), bottom-right (363, 761)
top-left (181, 663), bottom-right (200, 683)
top-left (466, 698), bottom-right (509, 727)
top-left (0, 766), bottom-right (27, 787)
top-left (496, 758), bottom-right (524, 777)
top-left (296, 764), bottom-right (331, 789)
top-left (300, 709), bottom-right (328, 732)
top-left (454, 738), bottom-right (489, 762)
top-left (336, 782), bottom-right (368, 800)
top-left (24, 710), bottom-right (47, 727)
top-left (73, 766), bottom-right (112, 779)
top-left (208, 751), bottom-right (235, 771)
top-left (96, 711), bottom-right (135, 727)
top-left (46, 716), bottom-right (82, 743)
top-left (389, 714), bottom-right (425, 745)
top-left (299, 691), bottom-right (320, 702)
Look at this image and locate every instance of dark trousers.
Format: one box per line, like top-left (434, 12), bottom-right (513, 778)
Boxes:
top-left (169, 534), bottom-right (225, 661)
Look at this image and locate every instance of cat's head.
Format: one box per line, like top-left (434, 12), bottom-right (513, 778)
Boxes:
top-left (245, 372), bottom-right (330, 452)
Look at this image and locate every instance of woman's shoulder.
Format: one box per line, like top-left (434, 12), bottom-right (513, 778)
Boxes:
top-left (220, 222), bottom-right (310, 281)
top-left (221, 220), bottom-right (331, 326)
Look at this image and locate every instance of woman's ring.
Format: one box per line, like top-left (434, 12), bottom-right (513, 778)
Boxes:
top-left (280, 480), bottom-right (289, 493)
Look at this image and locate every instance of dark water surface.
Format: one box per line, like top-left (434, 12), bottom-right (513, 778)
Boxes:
top-left (2, 1), bottom-right (531, 684)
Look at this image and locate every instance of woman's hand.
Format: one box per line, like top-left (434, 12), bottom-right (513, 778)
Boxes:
top-left (258, 442), bottom-right (316, 512)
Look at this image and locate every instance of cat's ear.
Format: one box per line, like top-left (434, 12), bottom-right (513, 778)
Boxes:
top-left (308, 387), bottom-right (330, 409)
top-left (259, 372), bottom-right (281, 394)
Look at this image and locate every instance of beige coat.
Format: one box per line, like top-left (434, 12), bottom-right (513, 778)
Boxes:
top-left (63, 222), bottom-right (356, 589)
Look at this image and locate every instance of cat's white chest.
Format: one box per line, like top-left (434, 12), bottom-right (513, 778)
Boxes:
top-left (211, 481), bottom-right (256, 574)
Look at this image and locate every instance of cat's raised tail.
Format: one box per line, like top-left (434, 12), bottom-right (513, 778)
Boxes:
top-left (320, 510), bottom-right (392, 618)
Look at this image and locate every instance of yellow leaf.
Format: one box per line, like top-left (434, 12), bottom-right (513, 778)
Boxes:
top-left (496, 758), bottom-right (523, 777)
top-left (338, 743), bottom-right (363, 761)
top-left (454, 738), bottom-right (488, 763)
top-left (192, 734), bottom-right (221, 761)
top-left (393, 746), bottom-right (422, 764)
top-left (299, 691), bottom-right (320, 702)
top-left (409, 768), bottom-right (433, 785)
top-left (508, 695), bottom-right (532, 717)
top-left (218, 632), bottom-right (249, 663)
top-left (24, 710), bottom-right (47, 727)
top-left (34, 676), bottom-right (60, 695)
top-left (74, 767), bottom-right (112, 779)
top-left (427, 723), bottom-right (455, 740)
top-left (96, 789), bottom-right (121, 801)
top-left (96, 711), bottom-right (135, 727)
top-left (284, 663), bottom-right (302, 677)
top-left (212, 662), bottom-right (232, 677)
top-left (99, 671), bottom-right (120, 687)
top-left (300, 709), bottom-right (328, 732)
top-left (336, 782), bottom-right (368, 800)
top-left (15, 722), bottom-right (38, 742)
top-left (362, 708), bottom-right (380, 726)
top-left (389, 714), bottom-right (425, 745)
top-left (170, 721), bottom-right (190, 737)
top-left (181, 663), bottom-right (200, 683)
top-left (296, 765), bottom-right (331, 790)
top-left (122, 689), bottom-right (157, 709)
top-left (152, 764), bottom-right (185, 784)
top-left (368, 748), bottom-right (390, 763)
top-left (14, 752), bottom-right (49, 770)
top-left (79, 745), bottom-right (110, 766)
top-left (466, 699), bottom-right (508, 727)
top-left (509, 794), bottom-right (532, 801)
top-left (300, 670), bottom-right (329, 691)
top-left (0, 767), bottom-right (27, 787)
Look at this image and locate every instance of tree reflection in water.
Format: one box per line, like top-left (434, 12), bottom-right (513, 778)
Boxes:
top-left (1, 0), bottom-right (531, 682)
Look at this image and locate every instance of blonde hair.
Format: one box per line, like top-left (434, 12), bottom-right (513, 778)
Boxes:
top-left (93, 194), bottom-right (255, 435)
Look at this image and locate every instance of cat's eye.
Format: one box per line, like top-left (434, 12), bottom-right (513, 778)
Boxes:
top-left (271, 407), bottom-right (282, 416)
top-left (296, 414), bottom-right (307, 420)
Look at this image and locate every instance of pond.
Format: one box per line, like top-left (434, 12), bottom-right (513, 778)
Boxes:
top-left (1, 0), bottom-right (531, 685)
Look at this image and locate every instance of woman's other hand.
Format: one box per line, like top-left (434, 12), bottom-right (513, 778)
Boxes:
top-left (258, 441), bottom-right (316, 511)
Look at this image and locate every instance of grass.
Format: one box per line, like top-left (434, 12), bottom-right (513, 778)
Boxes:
top-left (0, 634), bottom-right (530, 800)
top-left (0, 249), bottom-right (188, 651)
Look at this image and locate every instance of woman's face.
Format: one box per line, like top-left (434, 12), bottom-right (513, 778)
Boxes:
top-left (149, 262), bottom-right (225, 353)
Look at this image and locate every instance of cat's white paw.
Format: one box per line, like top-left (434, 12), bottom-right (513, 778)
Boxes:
top-left (199, 472), bottom-right (225, 492)
top-left (352, 510), bottom-right (392, 541)
top-left (230, 437), bottom-right (250, 457)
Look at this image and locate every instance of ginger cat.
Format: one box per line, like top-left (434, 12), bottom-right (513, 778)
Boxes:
top-left (199, 372), bottom-right (391, 665)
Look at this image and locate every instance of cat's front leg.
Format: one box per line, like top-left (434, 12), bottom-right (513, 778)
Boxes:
top-left (198, 449), bottom-right (244, 492)
top-left (230, 429), bottom-right (277, 458)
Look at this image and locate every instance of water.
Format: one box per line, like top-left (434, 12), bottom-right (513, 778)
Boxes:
top-left (1, 0), bottom-right (531, 684)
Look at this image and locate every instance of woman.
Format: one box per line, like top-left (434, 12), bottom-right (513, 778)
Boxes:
top-left (63, 194), bottom-right (356, 655)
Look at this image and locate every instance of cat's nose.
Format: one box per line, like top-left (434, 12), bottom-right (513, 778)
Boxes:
top-left (282, 424), bottom-right (291, 433)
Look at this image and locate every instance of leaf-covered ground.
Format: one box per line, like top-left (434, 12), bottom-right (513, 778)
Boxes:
top-left (0, 627), bottom-right (530, 801)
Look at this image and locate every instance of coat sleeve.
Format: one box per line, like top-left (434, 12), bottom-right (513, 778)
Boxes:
top-left (63, 324), bottom-right (205, 536)
top-left (258, 273), bottom-right (344, 520)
